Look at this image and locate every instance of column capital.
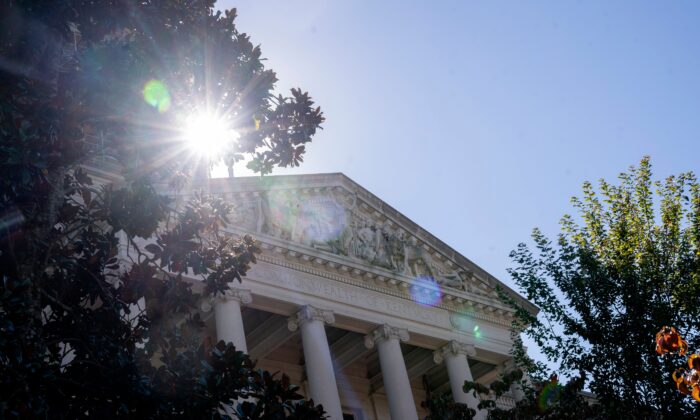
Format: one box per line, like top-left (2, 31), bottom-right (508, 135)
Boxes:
top-left (433, 340), bottom-right (476, 364)
top-left (364, 324), bottom-right (409, 349)
top-left (220, 288), bottom-right (253, 304)
top-left (201, 288), bottom-right (252, 312)
top-left (287, 305), bottom-right (335, 331)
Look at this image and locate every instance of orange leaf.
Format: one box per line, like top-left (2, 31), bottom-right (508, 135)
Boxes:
top-left (689, 354), bottom-right (700, 370)
top-left (692, 386), bottom-right (700, 402)
top-left (673, 369), bottom-right (686, 384)
top-left (678, 380), bottom-right (692, 396)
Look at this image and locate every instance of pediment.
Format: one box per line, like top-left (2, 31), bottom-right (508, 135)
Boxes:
top-left (207, 173), bottom-right (536, 315)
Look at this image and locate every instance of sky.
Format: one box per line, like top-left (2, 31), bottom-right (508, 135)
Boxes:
top-left (215, 0), bottom-right (700, 367)
top-left (217, 0), bottom-right (700, 286)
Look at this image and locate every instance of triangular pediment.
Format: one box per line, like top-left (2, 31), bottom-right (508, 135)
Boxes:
top-left (207, 173), bottom-right (536, 315)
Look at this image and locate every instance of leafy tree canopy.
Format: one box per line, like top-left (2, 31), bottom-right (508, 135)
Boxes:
top-left (507, 157), bottom-right (700, 418)
top-left (1, 0), bottom-right (324, 418)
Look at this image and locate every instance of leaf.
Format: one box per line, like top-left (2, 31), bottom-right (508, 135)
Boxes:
top-left (144, 244), bottom-right (162, 256)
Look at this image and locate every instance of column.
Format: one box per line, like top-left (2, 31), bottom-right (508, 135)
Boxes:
top-left (288, 305), bottom-right (343, 420)
top-left (212, 288), bottom-right (251, 352)
top-left (433, 340), bottom-right (486, 420)
top-left (364, 324), bottom-right (417, 420)
top-left (504, 359), bottom-right (526, 402)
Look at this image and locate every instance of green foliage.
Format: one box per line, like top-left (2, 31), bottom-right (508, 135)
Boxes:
top-left (424, 369), bottom-right (602, 419)
top-left (421, 393), bottom-right (474, 420)
top-left (507, 157), bottom-right (700, 418)
top-left (0, 1), bottom-right (324, 418)
top-left (459, 370), bottom-right (603, 419)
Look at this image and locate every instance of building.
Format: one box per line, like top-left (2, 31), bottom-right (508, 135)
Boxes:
top-left (191, 173), bottom-right (538, 420)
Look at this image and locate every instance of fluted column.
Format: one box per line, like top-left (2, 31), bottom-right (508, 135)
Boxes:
top-left (433, 341), bottom-right (485, 420)
top-left (364, 324), bottom-right (417, 420)
top-left (211, 288), bottom-right (251, 352)
top-left (288, 305), bottom-right (343, 420)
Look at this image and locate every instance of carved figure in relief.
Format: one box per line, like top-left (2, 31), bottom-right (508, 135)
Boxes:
top-left (412, 258), bottom-right (434, 278)
top-left (232, 201), bottom-right (252, 230)
top-left (342, 219), bottom-right (359, 256)
top-left (294, 200), bottom-right (318, 245)
top-left (388, 230), bottom-right (406, 273)
top-left (229, 200), bottom-right (260, 232)
top-left (372, 223), bottom-right (393, 269)
top-left (437, 270), bottom-right (469, 290)
top-left (254, 196), bottom-right (264, 233)
top-left (403, 237), bottom-right (437, 278)
top-left (259, 194), bottom-right (273, 235)
top-left (254, 190), bottom-right (474, 291)
top-left (357, 221), bottom-right (376, 261)
top-left (260, 192), bottom-right (298, 240)
top-left (455, 270), bottom-right (492, 297)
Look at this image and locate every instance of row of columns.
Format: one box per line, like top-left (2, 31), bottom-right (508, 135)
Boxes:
top-left (211, 289), bottom-right (497, 420)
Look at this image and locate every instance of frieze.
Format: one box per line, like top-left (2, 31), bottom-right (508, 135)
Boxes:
top-left (226, 188), bottom-right (497, 297)
top-left (252, 253), bottom-right (515, 328)
top-left (250, 262), bottom-right (449, 328)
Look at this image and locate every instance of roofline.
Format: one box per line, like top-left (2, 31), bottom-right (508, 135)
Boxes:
top-left (206, 173), bottom-right (539, 316)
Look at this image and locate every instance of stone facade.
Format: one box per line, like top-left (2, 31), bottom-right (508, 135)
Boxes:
top-left (187, 173), bottom-right (538, 419)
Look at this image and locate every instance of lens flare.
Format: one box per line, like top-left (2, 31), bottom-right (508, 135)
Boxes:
top-left (266, 191), bottom-right (300, 239)
top-left (296, 196), bottom-right (346, 245)
top-left (409, 276), bottom-right (442, 306)
top-left (264, 193), bottom-right (347, 248)
top-left (473, 324), bottom-right (482, 340)
top-left (183, 113), bottom-right (238, 158)
top-left (538, 379), bottom-right (561, 412)
top-left (143, 80), bottom-right (171, 113)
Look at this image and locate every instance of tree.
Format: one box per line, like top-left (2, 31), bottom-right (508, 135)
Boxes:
top-left (506, 157), bottom-right (700, 418)
top-left (1, 1), bottom-right (324, 418)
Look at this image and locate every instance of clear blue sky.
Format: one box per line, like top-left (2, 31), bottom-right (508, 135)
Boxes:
top-left (216, 0), bottom-right (700, 363)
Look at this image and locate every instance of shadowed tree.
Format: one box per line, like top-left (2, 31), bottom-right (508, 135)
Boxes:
top-left (504, 157), bottom-right (700, 418)
top-left (0, 0), bottom-right (325, 418)
top-left (425, 158), bottom-right (700, 419)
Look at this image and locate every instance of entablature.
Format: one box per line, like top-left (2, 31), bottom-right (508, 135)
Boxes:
top-left (196, 174), bottom-right (537, 317)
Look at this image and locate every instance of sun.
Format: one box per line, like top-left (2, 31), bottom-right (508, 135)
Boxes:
top-left (182, 113), bottom-right (238, 158)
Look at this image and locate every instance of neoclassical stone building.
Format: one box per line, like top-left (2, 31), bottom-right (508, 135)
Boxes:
top-left (193, 173), bottom-right (537, 420)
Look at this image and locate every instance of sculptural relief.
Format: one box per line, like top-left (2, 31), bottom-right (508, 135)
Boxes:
top-left (229, 198), bottom-right (263, 233)
top-left (387, 230), bottom-right (406, 273)
top-left (438, 269), bottom-right (471, 290)
top-left (372, 223), bottom-right (393, 269)
top-left (238, 190), bottom-right (474, 292)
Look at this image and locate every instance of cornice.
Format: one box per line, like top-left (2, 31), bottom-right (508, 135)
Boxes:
top-left (255, 248), bottom-right (515, 329)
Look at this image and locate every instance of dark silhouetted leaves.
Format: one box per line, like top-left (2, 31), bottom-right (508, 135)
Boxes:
top-left (0, 1), bottom-right (324, 418)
